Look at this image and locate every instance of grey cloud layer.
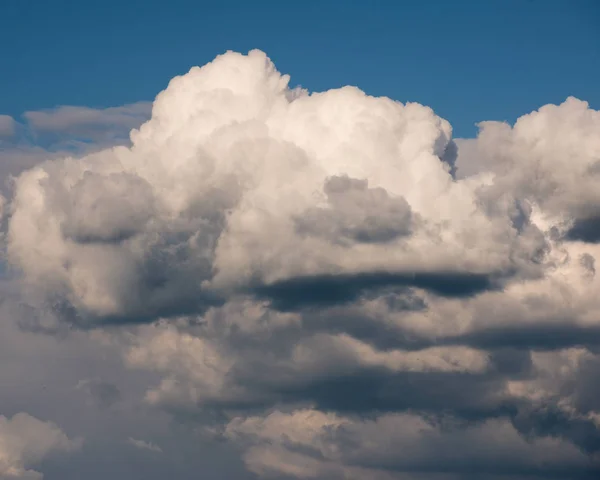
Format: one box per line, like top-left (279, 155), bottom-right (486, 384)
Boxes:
top-left (23, 103), bottom-right (151, 138)
top-left (2, 50), bottom-right (600, 479)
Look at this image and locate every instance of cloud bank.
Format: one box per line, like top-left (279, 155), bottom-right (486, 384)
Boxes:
top-left (2, 50), bottom-right (600, 479)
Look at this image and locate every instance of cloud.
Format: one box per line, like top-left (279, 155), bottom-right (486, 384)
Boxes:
top-left (2, 50), bottom-right (600, 479)
top-left (127, 437), bottom-right (162, 453)
top-left (224, 409), bottom-right (600, 480)
top-left (0, 293), bottom-right (250, 480)
top-left (294, 174), bottom-right (413, 245)
top-left (0, 116), bottom-right (16, 139)
top-left (23, 103), bottom-right (152, 144)
top-left (252, 271), bottom-right (500, 311)
top-left (5, 50), bottom-right (546, 326)
top-left (0, 103), bottom-right (151, 201)
top-left (76, 379), bottom-right (122, 409)
top-left (0, 413), bottom-right (81, 479)
top-left (454, 97), bottom-right (600, 233)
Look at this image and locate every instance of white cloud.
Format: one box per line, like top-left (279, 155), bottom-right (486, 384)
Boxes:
top-left (0, 413), bottom-right (81, 479)
top-left (5, 50), bottom-right (553, 325)
top-left (455, 98), bottom-right (600, 231)
top-left (125, 325), bottom-right (235, 408)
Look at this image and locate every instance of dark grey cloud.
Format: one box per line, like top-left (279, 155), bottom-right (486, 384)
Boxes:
top-left (513, 405), bottom-right (600, 456)
top-left (566, 216), bottom-right (600, 243)
top-left (453, 325), bottom-right (600, 351)
top-left (252, 271), bottom-right (500, 311)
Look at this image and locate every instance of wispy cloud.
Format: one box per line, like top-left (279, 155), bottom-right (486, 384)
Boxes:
top-left (128, 437), bottom-right (162, 453)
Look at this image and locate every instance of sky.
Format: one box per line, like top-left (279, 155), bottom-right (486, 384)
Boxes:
top-left (2, 2), bottom-right (600, 480)
top-left (1, 0), bottom-right (599, 137)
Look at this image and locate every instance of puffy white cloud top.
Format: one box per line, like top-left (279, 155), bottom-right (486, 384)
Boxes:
top-left (8, 49), bottom-right (583, 324)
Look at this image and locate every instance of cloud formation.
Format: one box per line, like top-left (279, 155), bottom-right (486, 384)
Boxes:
top-left (225, 409), bottom-right (596, 480)
top-left (6, 50), bottom-right (547, 324)
top-left (0, 413), bottom-right (80, 479)
top-left (2, 50), bottom-right (600, 479)
top-left (0, 103), bottom-right (151, 201)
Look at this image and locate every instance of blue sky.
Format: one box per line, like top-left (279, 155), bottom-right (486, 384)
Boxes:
top-left (1, 0), bottom-right (598, 138)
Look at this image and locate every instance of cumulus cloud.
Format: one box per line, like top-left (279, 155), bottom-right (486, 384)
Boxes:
top-left (6, 49), bottom-right (548, 325)
top-left (0, 413), bottom-right (80, 479)
top-left (454, 98), bottom-right (600, 240)
top-left (3, 50), bottom-right (600, 479)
